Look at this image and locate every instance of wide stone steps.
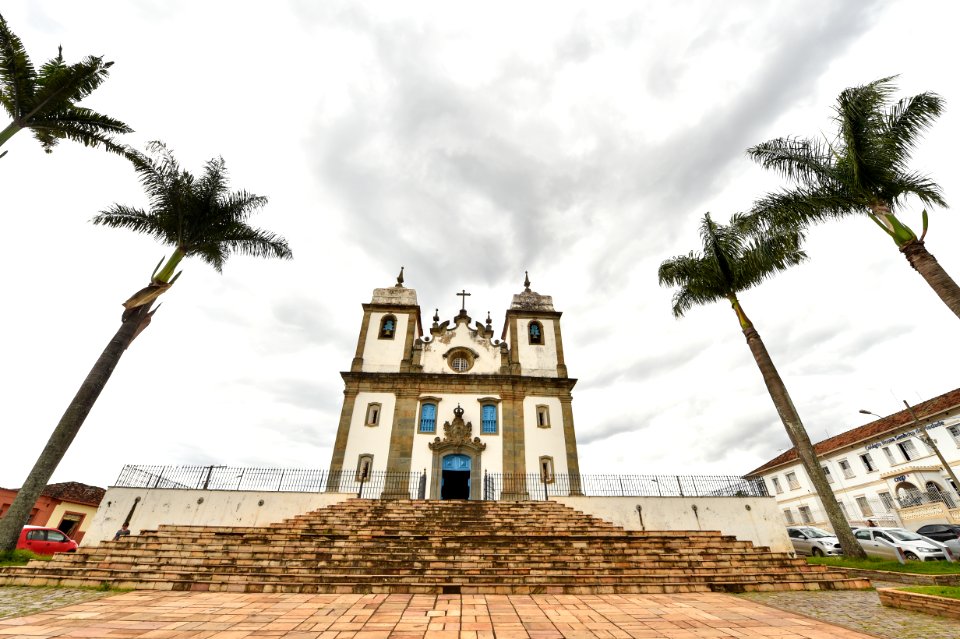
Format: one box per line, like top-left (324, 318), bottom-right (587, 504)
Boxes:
top-left (0, 499), bottom-right (870, 594)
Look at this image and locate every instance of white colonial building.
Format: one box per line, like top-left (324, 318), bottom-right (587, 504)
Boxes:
top-left (327, 270), bottom-right (581, 500)
top-left (747, 388), bottom-right (960, 530)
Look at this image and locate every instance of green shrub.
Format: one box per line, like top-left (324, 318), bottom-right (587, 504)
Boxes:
top-left (0, 549), bottom-right (52, 566)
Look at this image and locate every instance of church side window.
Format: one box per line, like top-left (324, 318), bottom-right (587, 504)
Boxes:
top-left (365, 403), bottom-right (381, 426)
top-left (356, 454), bottom-right (374, 482)
top-left (949, 425), bottom-right (960, 447)
top-left (378, 315), bottom-right (398, 339)
top-left (539, 456), bottom-right (555, 484)
top-left (528, 320), bottom-right (544, 345)
top-left (419, 402), bottom-right (437, 433)
top-left (481, 404), bottom-right (497, 434)
top-left (536, 405), bottom-right (550, 428)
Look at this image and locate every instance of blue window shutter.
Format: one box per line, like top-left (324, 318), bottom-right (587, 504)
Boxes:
top-left (482, 404), bottom-right (497, 433)
top-left (420, 403), bottom-right (436, 433)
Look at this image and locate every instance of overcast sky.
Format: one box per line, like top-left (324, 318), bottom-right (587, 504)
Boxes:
top-left (3, 0), bottom-right (960, 490)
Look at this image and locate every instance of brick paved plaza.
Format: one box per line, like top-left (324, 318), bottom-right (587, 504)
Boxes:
top-left (0, 589), bottom-right (879, 639)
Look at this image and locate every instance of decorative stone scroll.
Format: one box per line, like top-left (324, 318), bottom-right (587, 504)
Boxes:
top-left (429, 405), bottom-right (486, 451)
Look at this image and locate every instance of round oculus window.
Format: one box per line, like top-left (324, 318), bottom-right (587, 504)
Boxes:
top-left (446, 349), bottom-right (474, 373)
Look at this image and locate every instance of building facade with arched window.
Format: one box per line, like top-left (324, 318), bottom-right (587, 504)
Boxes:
top-left (327, 271), bottom-right (581, 500)
top-left (746, 387), bottom-right (960, 529)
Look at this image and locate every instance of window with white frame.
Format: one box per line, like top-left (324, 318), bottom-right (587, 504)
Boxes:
top-left (783, 509), bottom-right (795, 525)
top-left (897, 439), bottom-right (918, 461)
top-left (798, 506), bottom-right (813, 524)
top-left (785, 472), bottom-right (800, 490)
top-left (882, 446), bottom-right (896, 464)
top-left (822, 466), bottom-right (834, 483)
top-left (947, 425), bottom-right (960, 447)
top-left (838, 459), bottom-right (855, 479)
top-left (859, 453), bottom-right (876, 473)
top-left (771, 477), bottom-right (783, 494)
top-left (855, 496), bottom-right (874, 517)
top-left (878, 491), bottom-right (895, 512)
top-left (356, 454), bottom-right (373, 482)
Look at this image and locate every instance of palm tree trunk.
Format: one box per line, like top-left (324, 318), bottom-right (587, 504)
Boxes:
top-left (730, 296), bottom-right (867, 559)
top-left (900, 240), bottom-right (960, 320)
top-left (0, 122), bottom-right (21, 148)
top-left (0, 304), bottom-right (152, 553)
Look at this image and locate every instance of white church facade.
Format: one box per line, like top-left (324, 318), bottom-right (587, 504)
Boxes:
top-left (327, 271), bottom-right (582, 500)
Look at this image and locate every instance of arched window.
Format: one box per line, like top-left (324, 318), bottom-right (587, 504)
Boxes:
top-left (528, 320), bottom-right (544, 345)
top-left (536, 405), bottom-right (550, 428)
top-left (365, 403), bottom-right (381, 426)
top-left (539, 456), bottom-right (555, 484)
top-left (419, 402), bottom-right (437, 433)
top-left (379, 315), bottom-right (398, 339)
top-left (356, 454), bottom-right (374, 481)
top-left (481, 404), bottom-right (497, 434)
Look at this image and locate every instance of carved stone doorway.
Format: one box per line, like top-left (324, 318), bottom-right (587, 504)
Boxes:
top-left (429, 406), bottom-right (485, 500)
top-left (441, 454), bottom-right (471, 500)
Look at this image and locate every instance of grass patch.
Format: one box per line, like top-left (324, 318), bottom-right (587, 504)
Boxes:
top-left (808, 556), bottom-right (960, 575)
top-left (899, 586), bottom-right (960, 600)
top-left (0, 550), bottom-right (52, 566)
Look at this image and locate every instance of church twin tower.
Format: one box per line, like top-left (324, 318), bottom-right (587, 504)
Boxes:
top-left (328, 271), bottom-right (581, 499)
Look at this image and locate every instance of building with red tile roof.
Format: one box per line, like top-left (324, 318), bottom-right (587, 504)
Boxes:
top-left (0, 482), bottom-right (105, 543)
top-left (745, 387), bottom-right (960, 531)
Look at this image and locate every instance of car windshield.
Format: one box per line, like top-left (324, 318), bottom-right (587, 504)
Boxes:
top-left (887, 530), bottom-right (924, 541)
top-left (797, 527), bottom-right (833, 538)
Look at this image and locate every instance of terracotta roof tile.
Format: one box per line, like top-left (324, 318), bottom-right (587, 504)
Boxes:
top-left (40, 482), bottom-right (106, 507)
top-left (746, 387), bottom-right (960, 477)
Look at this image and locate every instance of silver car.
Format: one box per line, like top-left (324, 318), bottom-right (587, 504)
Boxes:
top-left (852, 527), bottom-right (947, 561)
top-left (787, 526), bottom-right (842, 556)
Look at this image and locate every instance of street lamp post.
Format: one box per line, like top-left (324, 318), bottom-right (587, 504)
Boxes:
top-left (860, 402), bottom-right (960, 500)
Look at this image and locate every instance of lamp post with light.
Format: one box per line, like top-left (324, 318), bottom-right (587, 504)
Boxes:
top-left (860, 402), bottom-right (960, 500)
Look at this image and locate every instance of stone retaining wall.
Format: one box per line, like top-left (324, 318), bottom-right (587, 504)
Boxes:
top-left (878, 588), bottom-right (960, 620)
top-left (837, 567), bottom-right (960, 586)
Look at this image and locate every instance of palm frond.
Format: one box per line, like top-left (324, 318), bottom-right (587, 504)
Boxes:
top-left (100, 142), bottom-right (292, 272)
top-left (746, 136), bottom-right (834, 185)
top-left (29, 55), bottom-right (115, 120)
top-left (29, 114), bottom-right (129, 154)
top-left (0, 12), bottom-right (36, 119)
top-left (884, 92), bottom-right (943, 162)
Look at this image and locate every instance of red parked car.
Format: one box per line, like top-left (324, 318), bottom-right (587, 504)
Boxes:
top-left (16, 526), bottom-right (78, 555)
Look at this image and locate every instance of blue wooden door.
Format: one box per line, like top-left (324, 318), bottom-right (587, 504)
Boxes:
top-left (442, 454), bottom-right (471, 471)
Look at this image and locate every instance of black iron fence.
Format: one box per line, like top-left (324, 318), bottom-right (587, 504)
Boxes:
top-left (482, 472), bottom-right (767, 501)
top-left (114, 465), bottom-right (425, 499)
top-left (115, 465), bottom-right (766, 501)
top-left (898, 489), bottom-right (958, 510)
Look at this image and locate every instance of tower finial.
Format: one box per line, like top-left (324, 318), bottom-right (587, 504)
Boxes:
top-left (432, 308), bottom-right (440, 327)
top-left (523, 271), bottom-right (531, 291)
top-left (486, 311), bottom-right (492, 328)
top-left (395, 266), bottom-right (405, 287)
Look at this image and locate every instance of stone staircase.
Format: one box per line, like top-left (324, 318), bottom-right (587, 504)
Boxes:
top-left (0, 499), bottom-right (869, 594)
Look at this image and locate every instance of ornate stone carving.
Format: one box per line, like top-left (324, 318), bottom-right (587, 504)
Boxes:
top-left (429, 405), bottom-right (486, 451)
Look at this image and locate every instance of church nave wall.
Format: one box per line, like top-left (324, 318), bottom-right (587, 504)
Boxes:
top-left (341, 391), bottom-right (397, 474)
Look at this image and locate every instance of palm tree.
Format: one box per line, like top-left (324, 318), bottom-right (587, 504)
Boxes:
top-left (0, 11), bottom-right (131, 155)
top-left (0, 142), bottom-right (292, 553)
top-left (658, 213), bottom-right (867, 559)
top-left (747, 77), bottom-right (959, 318)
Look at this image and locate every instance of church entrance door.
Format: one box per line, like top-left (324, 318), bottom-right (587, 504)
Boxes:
top-left (441, 454), bottom-right (471, 500)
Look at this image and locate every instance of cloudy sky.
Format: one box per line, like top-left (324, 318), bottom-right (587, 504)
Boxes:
top-left (2, 0), bottom-right (960, 490)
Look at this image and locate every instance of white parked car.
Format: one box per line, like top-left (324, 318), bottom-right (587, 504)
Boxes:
top-left (786, 526), bottom-right (842, 556)
top-left (852, 527), bottom-right (947, 561)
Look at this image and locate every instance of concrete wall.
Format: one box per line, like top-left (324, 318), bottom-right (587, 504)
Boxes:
top-left (82, 488), bottom-right (352, 547)
top-left (554, 495), bottom-right (792, 553)
top-left (83, 488), bottom-right (790, 554)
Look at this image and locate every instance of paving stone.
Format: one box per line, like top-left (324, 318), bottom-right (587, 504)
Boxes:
top-left (0, 590), bottom-right (879, 638)
top-left (0, 586), bottom-right (114, 620)
top-left (738, 581), bottom-right (960, 639)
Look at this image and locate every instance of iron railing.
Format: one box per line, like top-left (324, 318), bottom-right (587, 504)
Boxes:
top-left (115, 465), bottom-right (766, 501)
top-left (898, 489), bottom-right (958, 510)
top-left (114, 465), bottom-right (426, 499)
top-left (482, 472), bottom-right (768, 501)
